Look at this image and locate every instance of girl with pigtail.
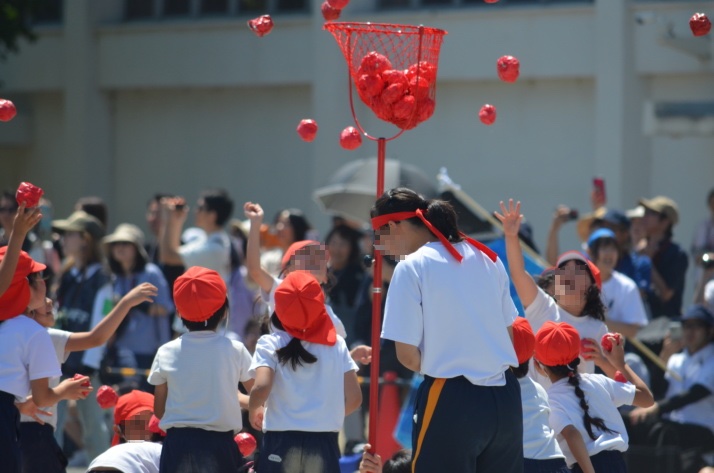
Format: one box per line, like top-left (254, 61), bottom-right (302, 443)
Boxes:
top-left (533, 321), bottom-right (654, 473)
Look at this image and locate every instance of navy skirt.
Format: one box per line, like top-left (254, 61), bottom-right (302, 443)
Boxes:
top-left (258, 431), bottom-right (341, 473)
top-left (20, 422), bottom-right (67, 473)
top-left (0, 390), bottom-right (21, 473)
top-left (159, 427), bottom-right (246, 473)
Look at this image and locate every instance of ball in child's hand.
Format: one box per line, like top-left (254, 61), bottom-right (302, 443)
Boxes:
top-left (614, 371), bottom-right (627, 383)
top-left (600, 332), bottom-right (622, 352)
top-left (15, 182), bottom-right (44, 208)
top-left (235, 432), bottom-right (257, 457)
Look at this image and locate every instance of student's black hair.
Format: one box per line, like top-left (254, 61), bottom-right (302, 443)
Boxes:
top-left (511, 360), bottom-right (530, 379)
top-left (147, 193), bottom-right (174, 207)
top-left (556, 260), bottom-right (607, 322)
top-left (384, 449), bottom-right (413, 473)
top-left (325, 224), bottom-right (364, 267)
top-left (1, 190), bottom-right (18, 210)
top-left (371, 187), bottom-right (463, 243)
top-left (589, 236), bottom-right (619, 263)
top-left (182, 299), bottom-right (229, 331)
top-left (75, 196), bottom-right (109, 228)
top-left (270, 313), bottom-right (318, 370)
top-left (546, 357), bottom-right (615, 441)
top-left (274, 208), bottom-right (312, 243)
top-left (107, 244), bottom-right (148, 276)
top-left (536, 271), bottom-right (555, 293)
top-left (200, 188), bottom-right (234, 227)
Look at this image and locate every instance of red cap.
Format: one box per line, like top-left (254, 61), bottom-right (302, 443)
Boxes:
top-left (556, 250), bottom-right (601, 290)
top-left (534, 321), bottom-right (581, 367)
top-left (148, 414), bottom-right (166, 436)
top-left (112, 390), bottom-right (154, 446)
top-left (0, 247), bottom-right (46, 321)
top-left (274, 272), bottom-right (336, 346)
top-left (512, 317), bottom-right (535, 364)
top-left (281, 240), bottom-right (322, 270)
top-left (173, 267), bottom-right (227, 322)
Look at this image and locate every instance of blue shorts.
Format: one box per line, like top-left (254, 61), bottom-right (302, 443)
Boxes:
top-left (523, 457), bottom-right (570, 473)
top-left (20, 422), bottom-right (67, 473)
top-left (570, 450), bottom-right (626, 473)
top-left (159, 427), bottom-right (245, 473)
top-left (411, 371), bottom-right (523, 473)
top-left (258, 430), bottom-right (340, 473)
top-left (0, 390), bottom-right (21, 473)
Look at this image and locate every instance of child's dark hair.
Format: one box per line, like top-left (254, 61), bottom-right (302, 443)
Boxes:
top-left (547, 357), bottom-right (615, 441)
top-left (589, 236), bottom-right (619, 263)
top-left (270, 313), bottom-right (317, 370)
top-left (274, 208), bottom-right (312, 242)
top-left (511, 360), bottom-right (530, 379)
top-left (200, 189), bottom-right (234, 227)
top-left (182, 299), bottom-right (229, 331)
top-left (371, 188), bottom-right (463, 243)
top-left (384, 449), bottom-right (412, 473)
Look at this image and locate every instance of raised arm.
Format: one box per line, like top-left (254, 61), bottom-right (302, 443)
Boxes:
top-left (545, 206), bottom-right (573, 267)
top-left (0, 204), bottom-right (42, 296)
top-left (243, 202), bottom-right (276, 294)
top-left (601, 333), bottom-right (654, 408)
top-left (158, 197), bottom-right (188, 266)
top-left (494, 199), bottom-right (539, 307)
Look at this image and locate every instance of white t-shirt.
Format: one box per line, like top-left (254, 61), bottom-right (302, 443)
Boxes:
top-left (525, 287), bottom-right (608, 389)
top-left (547, 373), bottom-right (635, 468)
top-left (382, 241), bottom-right (518, 386)
top-left (179, 230), bottom-right (232, 283)
top-left (262, 275), bottom-right (347, 339)
top-left (148, 331), bottom-right (252, 433)
top-left (518, 376), bottom-right (564, 461)
top-left (249, 331), bottom-right (358, 432)
top-left (664, 343), bottom-right (714, 434)
top-left (20, 328), bottom-right (71, 428)
top-left (87, 441), bottom-right (162, 473)
top-left (0, 315), bottom-right (62, 401)
top-left (601, 271), bottom-right (648, 327)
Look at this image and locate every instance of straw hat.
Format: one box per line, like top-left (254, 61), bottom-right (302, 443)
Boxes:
top-left (102, 223), bottom-right (149, 261)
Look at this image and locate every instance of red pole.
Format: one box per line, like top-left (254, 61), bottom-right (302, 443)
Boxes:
top-left (368, 137), bottom-right (386, 453)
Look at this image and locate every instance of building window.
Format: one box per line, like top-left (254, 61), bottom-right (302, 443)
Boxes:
top-left (32, 0), bottom-right (64, 24)
top-left (123, 0), bottom-right (307, 21)
top-left (380, 0), bottom-right (592, 8)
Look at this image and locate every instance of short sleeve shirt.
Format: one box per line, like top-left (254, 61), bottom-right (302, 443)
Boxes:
top-left (601, 271), bottom-right (649, 327)
top-left (664, 343), bottom-right (714, 434)
top-left (87, 442), bottom-right (162, 473)
top-left (179, 231), bottom-right (232, 283)
top-left (519, 376), bottom-right (564, 460)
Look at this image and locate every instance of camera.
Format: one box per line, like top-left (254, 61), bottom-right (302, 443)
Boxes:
top-left (566, 209), bottom-right (579, 221)
top-left (702, 253), bottom-right (714, 270)
top-left (175, 203), bottom-right (186, 210)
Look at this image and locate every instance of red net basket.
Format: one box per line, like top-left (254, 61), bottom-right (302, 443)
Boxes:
top-left (325, 22), bottom-right (447, 132)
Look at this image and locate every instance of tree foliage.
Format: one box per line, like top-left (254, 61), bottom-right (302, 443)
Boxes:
top-left (0, 0), bottom-right (61, 60)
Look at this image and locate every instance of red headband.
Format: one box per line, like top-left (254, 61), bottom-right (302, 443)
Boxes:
top-left (371, 209), bottom-right (497, 263)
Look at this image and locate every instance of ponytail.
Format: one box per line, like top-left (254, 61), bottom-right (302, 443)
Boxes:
top-left (548, 358), bottom-right (615, 441)
top-left (371, 187), bottom-right (462, 243)
top-left (270, 313), bottom-right (318, 370)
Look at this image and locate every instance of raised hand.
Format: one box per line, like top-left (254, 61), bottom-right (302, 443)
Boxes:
top-left (243, 202), bottom-right (264, 224)
top-left (494, 199), bottom-right (523, 237)
top-left (122, 282), bottom-right (158, 308)
top-left (12, 203), bottom-right (42, 238)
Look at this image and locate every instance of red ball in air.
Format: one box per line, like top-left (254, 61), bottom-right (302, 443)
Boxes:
top-left (96, 385), bottom-right (118, 409)
top-left (0, 99), bottom-right (17, 122)
top-left (327, 0), bottom-right (349, 9)
top-left (321, 2), bottom-right (341, 21)
top-left (497, 55), bottom-right (520, 83)
top-left (247, 15), bottom-right (274, 37)
top-left (478, 104), bottom-right (497, 125)
top-left (296, 119), bottom-right (318, 142)
top-left (339, 126), bottom-right (362, 150)
top-left (690, 13), bottom-right (711, 37)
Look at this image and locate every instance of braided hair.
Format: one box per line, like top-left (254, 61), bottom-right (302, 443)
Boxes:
top-left (548, 357), bottom-right (615, 441)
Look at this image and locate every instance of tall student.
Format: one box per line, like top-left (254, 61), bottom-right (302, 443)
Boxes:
top-left (0, 248), bottom-right (90, 473)
top-left (149, 266), bottom-right (254, 473)
top-left (496, 199), bottom-right (608, 388)
top-left (17, 282), bottom-right (157, 473)
top-left (249, 271), bottom-right (362, 473)
top-left (534, 321), bottom-right (654, 473)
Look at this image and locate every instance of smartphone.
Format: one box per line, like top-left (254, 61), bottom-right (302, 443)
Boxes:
top-left (668, 321), bottom-right (683, 341)
top-left (593, 177), bottom-right (606, 203)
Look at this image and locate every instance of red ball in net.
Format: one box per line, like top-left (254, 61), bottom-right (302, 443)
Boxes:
top-left (357, 52), bottom-right (393, 77)
top-left (409, 76), bottom-right (430, 101)
top-left (370, 96), bottom-right (394, 122)
top-left (479, 104), bottom-right (496, 125)
top-left (235, 432), bottom-right (257, 457)
top-left (321, 2), bottom-right (341, 21)
top-left (0, 99), bottom-right (17, 122)
top-left (340, 126), bottom-right (362, 150)
top-left (417, 98), bottom-right (436, 123)
top-left (326, 0), bottom-right (349, 9)
top-left (15, 182), bottom-right (43, 208)
top-left (405, 61), bottom-right (437, 84)
top-left (247, 15), bottom-right (274, 37)
top-left (392, 94), bottom-right (417, 122)
top-left (357, 73), bottom-right (385, 100)
top-left (614, 371), bottom-right (627, 383)
top-left (497, 55), bottom-right (520, 83)
top-left (484, 0), bottom-right (500, 3)
top-left (380, 70), bottom-right (409, 105)
top-left (296, 119), bottom-right (318, 142)
top-left (690, 13), bottom-right (711, 37)
top-left (96, 385), bottom-right (118, 409)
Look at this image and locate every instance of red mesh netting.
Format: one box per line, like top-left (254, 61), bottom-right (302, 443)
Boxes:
top-left (325, 22), bottom-right (447, 131)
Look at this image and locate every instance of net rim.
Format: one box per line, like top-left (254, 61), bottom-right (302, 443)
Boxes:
top-left (323, 21), bottom-right (447, 38)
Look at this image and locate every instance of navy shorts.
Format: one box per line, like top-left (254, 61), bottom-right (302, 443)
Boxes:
top-left (570, 450), bottom-right (626, 473)
top-left (20, 422), bottom-right (67, 473)
top-left (523, 457), bottom-right (570, 473)
top-left (0, 391), bottom-right (21, 473)
top-left (411, 371), bottom-right (524, 473)
top-left (258, 430), bottom-right (340, 473)
top-left (159, 427), bottom-right (245, 473)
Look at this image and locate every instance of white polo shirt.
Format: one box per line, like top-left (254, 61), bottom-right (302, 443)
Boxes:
top-left (179, 230), bottom-right (232, 283)
top-left (20, 328), bottom-right (71, 428)
top-left (547, 373), bottom-right (635, 467)
top-left (518, 376), bottom-right (564, 460)
top-left (249, 331), bottom-right (358, 432)
top-left (87, 441), bottom-right (162, 473)
top-left (382, 241), bottom-right (518, 386)
top-left (601, 271), bottom-right (648, 327)
top-left (525, 287), bottom-right (608, 389)
top-left (262, 275), bottom-right (347, 339)
top-left (148, 331), bottom-right (252, 433)
top-left (0, 315), bottom-right (61, 401)
top-left (664, 343), bottom-right (714, 434)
